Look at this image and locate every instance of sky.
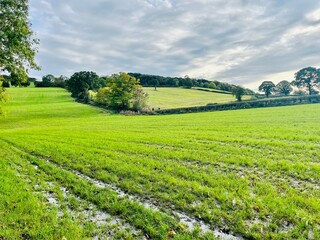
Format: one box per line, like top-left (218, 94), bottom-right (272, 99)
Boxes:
top-left (29, 0), bottom-right (320, 90)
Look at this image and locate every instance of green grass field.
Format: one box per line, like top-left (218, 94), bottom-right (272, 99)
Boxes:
top-left (144, 87), bottom-right (250, 109)
top-left (1, 88), bottom-right (320, 239)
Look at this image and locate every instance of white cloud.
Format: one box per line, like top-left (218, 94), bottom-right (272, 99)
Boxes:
top-left (29, 0), bottom-right (320, 89)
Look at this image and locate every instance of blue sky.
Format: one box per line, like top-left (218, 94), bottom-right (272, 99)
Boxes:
top-left (29, 0), bottom-right (320, 89)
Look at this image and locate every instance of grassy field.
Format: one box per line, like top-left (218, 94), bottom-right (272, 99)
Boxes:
top-left (1, 88), bottom-right (320, 239)
top-left (143, 87), bottom-right (250, 109)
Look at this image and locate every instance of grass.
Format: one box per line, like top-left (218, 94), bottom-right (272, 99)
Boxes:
top-left (144, 87), bottom-right (250, 109)
top-left (0, 87), bottom-right (320, 239)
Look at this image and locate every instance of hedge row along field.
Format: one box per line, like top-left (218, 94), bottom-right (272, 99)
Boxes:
top-left (156, 95), bottom-right (320, 114)
top-left (0, 88), bottom-right (319, 239)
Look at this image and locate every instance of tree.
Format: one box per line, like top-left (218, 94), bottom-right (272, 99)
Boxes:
top-left (232, 86), bottom-right (246, 101)
top-left (149, 79), bottom-right (159, 90)
top-left (66, 71), bottom-right (101, 101)
top-left (0, 0), bottom-right (40, 85)
top-left (96, 73), bottom-right (147, 110)
top-left (259, 81), bottom-right (275, 97)
top-left (276, 80), bottom-right (293, 96)
top-left (20, 77), bottom-right (30, 87)
top-left (53, 75), bottom-right (68, 88)
top-left (209, 82), bottom-right (216, 89)
top-left (105, 73), bottom-right (142, 110)
top-left (96, 87), bottom-right (111, 105)
top-left (292, 67), bottom-right (320, 95)
top-left (293, 89), bottom-right (306, 96)
top-left (42, 74), bottom-right (55, 84)
top-left (132, 87), bottom-right (148, 111)
top-left (184, 78), bottom-right (193, 88)
top-left (2, 78), bottom-right (10, 88)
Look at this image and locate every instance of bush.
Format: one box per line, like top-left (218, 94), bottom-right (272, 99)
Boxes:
top-left (132, 88), bottom-right (149, 111)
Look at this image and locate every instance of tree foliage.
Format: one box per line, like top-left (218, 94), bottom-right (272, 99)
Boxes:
top-left (128, 73), bottom-right (254, 94)
top-left (232, 86), bottom-right (246, 101)
top-left (35, 74), bottom-right (68, 88)
top-left (42, 74), bottom-right (55, 84)
top-left (276, 80), bottom-right (293, 96)
top-left (292, 67), bottom-right (320, 95)
top-left (105, 73), bottom-right (142, 109)
top-left (149, 79), bottom-right (159, 90)
top-left (132, 87), bottom-right (148, 111)
top-left (259, 81), bottom-right (275, 97)
top-left (66, 71), bottom-right (104, 101)
top-left (96, 73), bottom-right (148, 110)
top-left (0, 0), bottom-right (40, 84)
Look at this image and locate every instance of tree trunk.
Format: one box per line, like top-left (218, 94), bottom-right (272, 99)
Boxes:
top-left (308, 84), bottom-right (312, 95)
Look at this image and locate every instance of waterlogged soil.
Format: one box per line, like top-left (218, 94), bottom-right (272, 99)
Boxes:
top-left (68, 163), bottom-right (243, 239)
top-left (15, 162), bottom-right (144, 239)
top-left (25, 151), bottom-right (243, 240)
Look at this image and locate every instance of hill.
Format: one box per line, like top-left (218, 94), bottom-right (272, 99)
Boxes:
top-left (0, 88), bottom-right (319, 239)
top-left (129, 72), bottom-right (255, 95)
top-left (144, 87), bottom-right (251, 109)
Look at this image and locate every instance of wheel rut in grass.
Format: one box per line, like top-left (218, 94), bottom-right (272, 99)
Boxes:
top-left (13, 158), bottom-right (143, 239)
top-left (43, 156), bottom-right (243, 240)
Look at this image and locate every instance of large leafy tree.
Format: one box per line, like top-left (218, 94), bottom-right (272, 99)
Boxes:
top-left (0, 0), bottom-right (40, 84)
top-left (105, 73), bottom-right (141, 110)
top-left (97, 73), bottom-right (147, 110)
top-left (1, 0), bottom-right (38, 113)
top-left (149, 79), bottom-right (159, 91)
top-left (291, 67), bottom-right (320, 95)
top-left (276, 80), bottom-right (293, 96)
top-left (259, 81), bottom-right (275, 97)
top-left (66, 71), bottom-right (104, 101)
top-left (232, 86), bottom-right (246, 101)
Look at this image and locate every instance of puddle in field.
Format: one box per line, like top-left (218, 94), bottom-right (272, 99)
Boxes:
top-left (18, 152), bottom-right (242, 239)
top-left (57, 185), bottom-right (140, 236)
top-left (182, 160), bottom-right (320, 194)
top-left (71, 169), bottom-right (242, 239)
top-left (47, 197), bottom-right (58, 205)
top-left (15, 162), bottom-right (142, 239)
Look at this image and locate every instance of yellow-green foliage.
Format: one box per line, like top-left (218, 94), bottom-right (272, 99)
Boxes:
top-left (87, 89), bottom-right (97, 101)
top-left (96, 87), bottom-right (111, 105)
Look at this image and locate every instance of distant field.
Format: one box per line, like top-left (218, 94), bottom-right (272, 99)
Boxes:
top-left (144, 87), bottom-right (250, 109)
top-left (1, 88), bottom-right (320, 239)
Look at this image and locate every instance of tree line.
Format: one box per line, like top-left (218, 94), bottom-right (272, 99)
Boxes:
top-left (259, 67), bottom-right (320, 97)
top-left (128, 72), bottom-right (254, 94)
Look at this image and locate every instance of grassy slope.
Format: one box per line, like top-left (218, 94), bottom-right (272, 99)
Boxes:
top-left (144, 87), bottom-right (250, 109)
top-left (1, 87), bottom-right (320, 239)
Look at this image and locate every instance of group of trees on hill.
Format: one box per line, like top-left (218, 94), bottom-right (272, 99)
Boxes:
top-left (259, 67), bottom-right (320, 97)
top-left (128, 73), bottom-right (254, 95)
top-left (35, 74), bottom-right (69, 88)
top-left (1, 75), bottom-right (37, 87)
top-left (65, 71), bottom-right (148, 111)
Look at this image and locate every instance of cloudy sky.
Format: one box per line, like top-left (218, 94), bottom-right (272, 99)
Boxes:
top-left (29, 0), bottom-right (320, 89)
